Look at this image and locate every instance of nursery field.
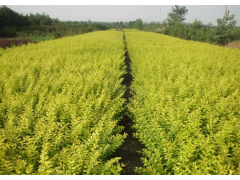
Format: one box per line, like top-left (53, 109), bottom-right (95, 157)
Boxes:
top-left (0, 29), bottom-right (239, 175)
top-left (125, 31), bottom-right (240, 175)
top-left (0, 31), bottom-right (126, 175)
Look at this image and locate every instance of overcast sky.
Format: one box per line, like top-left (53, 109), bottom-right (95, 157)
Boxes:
top-left (3, 2), bottom-right (240, 26)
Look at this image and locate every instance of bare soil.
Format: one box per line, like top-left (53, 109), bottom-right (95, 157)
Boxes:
top-left (225, 40), bottom-right (240, 49)
top-left (113, 33), bottom-right (144, 175)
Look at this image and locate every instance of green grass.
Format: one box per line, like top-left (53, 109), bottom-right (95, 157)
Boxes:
top-left (26, 34), bottom-right (54, 43)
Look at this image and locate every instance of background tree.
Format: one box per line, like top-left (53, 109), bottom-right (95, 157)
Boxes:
top-left (216, 10), bottom-right (237, 45)
top-left (0, 5), bottom-right (30, 28)
top-left (0, 5), bottom-right (30, 37)
top-left (166, 5), bottom-right (188, 23)
top-left (133, 19), bottom-right (143, 30)
top-left (189, 19), bottom-right (204, 41)
top-left (165, 6), bottom-right (188, 37)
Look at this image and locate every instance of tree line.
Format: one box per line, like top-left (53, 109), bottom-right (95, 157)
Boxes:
top-left (108, 6), bottom-right (240, 45)
top-left (0, 5), bottom-right (239, 45)
top-left (163, 5), bottom-right (240, 45)
top-left (0, 6), bottom-right (108, 40)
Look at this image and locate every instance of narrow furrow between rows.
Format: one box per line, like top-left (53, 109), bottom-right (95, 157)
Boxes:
top-left (114, 32), bottom-right (144, 175)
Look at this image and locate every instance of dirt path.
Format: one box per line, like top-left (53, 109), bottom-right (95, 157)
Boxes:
top-left (114, 33), bottom-right (144, 175)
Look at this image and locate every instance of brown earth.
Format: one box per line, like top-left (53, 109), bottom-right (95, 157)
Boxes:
top-left (225, 40), bottom-right (240, 49)
top-left (113, 33), bottom-right (144, 175)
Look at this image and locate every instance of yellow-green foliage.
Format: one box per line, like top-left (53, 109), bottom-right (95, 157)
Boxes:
top-left (0, 31), bottom-right (126, 175)
top-left (126, 31), bottom-right (240, 175)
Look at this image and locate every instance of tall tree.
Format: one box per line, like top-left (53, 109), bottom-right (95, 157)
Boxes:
top-left (166, 5), bottom-right (188, 23)
top-left (0, 5), bottom-right (20, 28)
top-left (165, 6), bottom-right (188, 38)
top-left (216, 10), bottom-right (237, 45)
top-left (133, 19), bottom-right (143, 30)
top-left (0, 5), bottom-right (30, 28)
